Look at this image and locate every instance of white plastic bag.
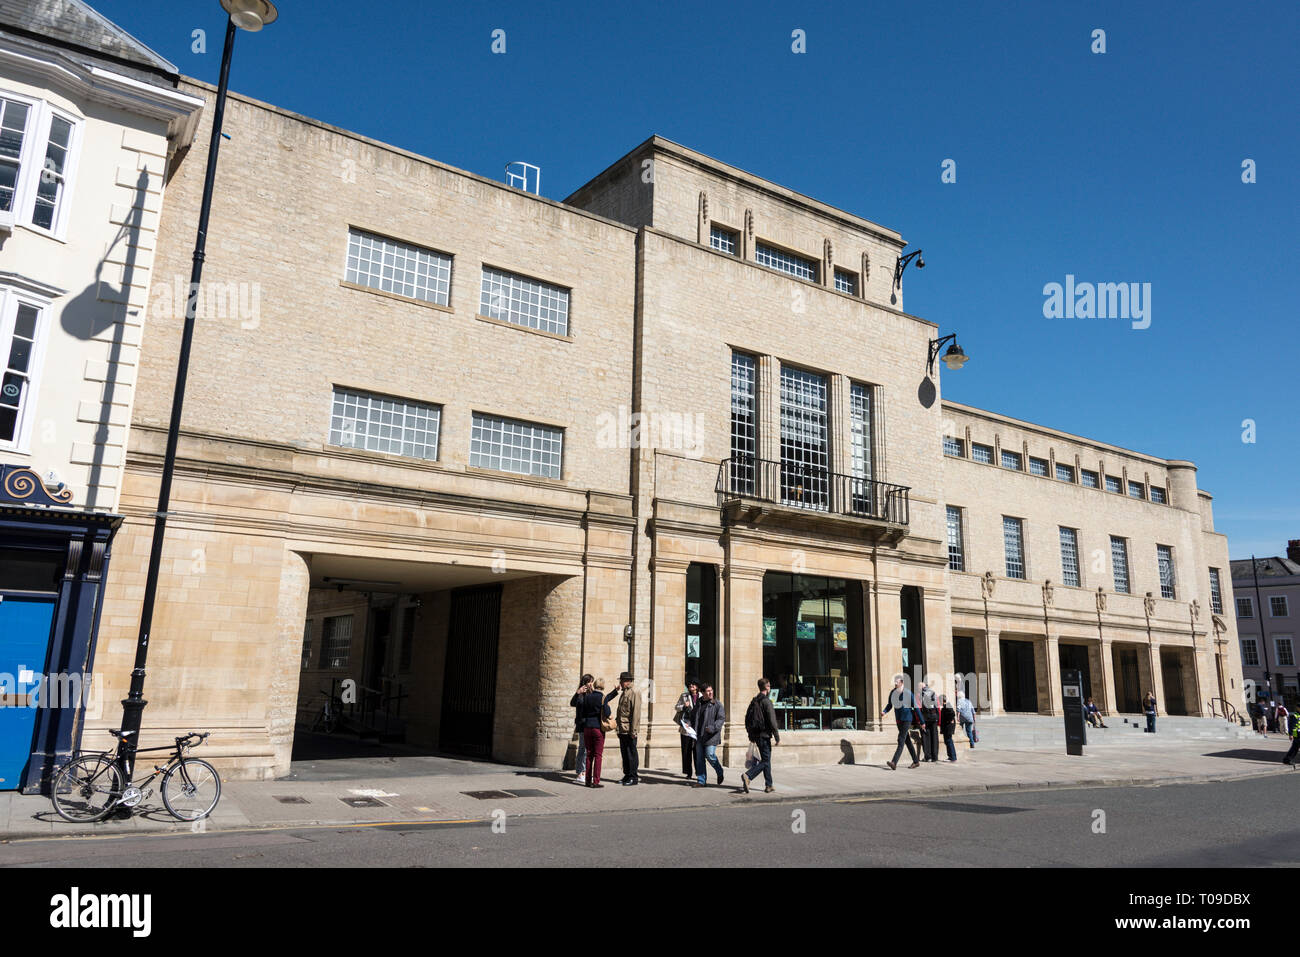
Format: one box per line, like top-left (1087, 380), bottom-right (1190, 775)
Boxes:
top-left (745, 742), bottom-right (761, 771)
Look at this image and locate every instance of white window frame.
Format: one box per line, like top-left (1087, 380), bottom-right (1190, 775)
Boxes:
top-left (1208, 568), bottom-right (1223, 615)
top-left (328, 386), bottom-right (441, 461)
top-left (1236, 596), bottom-right (1254, 619)
top-left (1241, 637), bottom-right (1259, 667)
top-left (1269, 595), bottom-right (1289, 618)
top-left (1003, 516), bottom-right (1026, 580)
top-left (942, 436), bottom-right (964, 457)
top-left (1275, 636), bottom-right (1295, 668)
top-left (1059, 526), bottom-right (1081, 587)
top-left (971, 443), bottom-right (993, 464)
top-left (0, 286), bottom-right (53, 452)
top-left (470, 411), bottom-right (564, 479)
top-left (344, 228), bottom-right (452, 305)
top-left (0, 90), bottom-right (82, 240)
top-left (1156, 544), bottom-right (1176, 599)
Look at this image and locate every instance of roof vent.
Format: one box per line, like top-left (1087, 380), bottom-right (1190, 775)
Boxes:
top-left (505, 161), bottom-right (541, 195)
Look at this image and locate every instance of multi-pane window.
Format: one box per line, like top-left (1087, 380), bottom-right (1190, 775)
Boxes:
top-left (1209, 568), bottom-right (1224, 614)
top-left (1150, 486), bottom-right (1166, 504)
top-left (1080, 469), bottom-right (1099, 488)
top-left (755, 242), bottom-right (817, 282)
top-left (1105, 475), bottom-right (1121, 493)
top-left (849, 383), bottom-right (873, 510)
top-left (31, 115), bottom-right (71, 230)
top-left (1276, 637), bottom-right (1295, 667)
top-left (1059, 527), bottom-right (1080, 587)
top-left (0, 296), bottom-right (42, 445)
top-left (345, 229), bottom-right (452, 305)
top-left (834, 269), bottom-right (858, 295)
top-left (1272, 596), bottom-right (1290, 618)
top-left (1056, 463), bottom-right (1075, 483)
top-left (0, 95), bottom-right (28, 214)
top-left (1110, 536), bottom-right (1130, 593)
top-left (480, 266), bottom-right (570, 336)
top-left (1157, 544), bottom-right (1176, 599)
top-left (1236, 596), bottom-right (1254, 619)
top-left (710, 224), bottom-right (738, 255)
top-left (0, 94), bottom-right (77, 233)
top-left (729, 352), bottom-right (758, 494)
top-left (779, 365), bottom-right (829, 509)
top-left (971, 443), bottom-right (993, 464)
top-left (946, 506), bottom-right (965, 571)
top-left (321, 614), bottom-right (353, 670)
top-left (1003, 517), bottom-right (1026, 579)
top-left (1241, 638), bottom-right (1259, 667)
top-left (301, 620), bottom-right (313, 671)
top-left (1028, 456), bottom-right (1048, 476)
top-left (329, 387), bottom-right (440, 460)
top-left (1128, 480), bottom-right (1145, 499)
top-left (943, 436), bottom-right (965, 457)
top-left (470, 412), bottom-right (563, 478)
top-left (1001, 450), bottom-right (1022, 470)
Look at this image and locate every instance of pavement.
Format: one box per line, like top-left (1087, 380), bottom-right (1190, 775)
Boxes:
top-left (2, 734), bottom-right (1296, 841)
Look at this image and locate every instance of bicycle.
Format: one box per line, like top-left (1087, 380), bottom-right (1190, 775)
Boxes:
top-left (49, 730), bottom-right (221, 823)
top-left (310, 689), bottom-right (348, 734)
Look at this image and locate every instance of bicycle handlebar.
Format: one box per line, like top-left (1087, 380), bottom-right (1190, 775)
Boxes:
top-left (175, 732), bottom-right (210, 749)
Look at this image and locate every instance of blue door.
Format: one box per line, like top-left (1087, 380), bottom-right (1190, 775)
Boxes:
top-left (0, 596), bottom-right (56, 788)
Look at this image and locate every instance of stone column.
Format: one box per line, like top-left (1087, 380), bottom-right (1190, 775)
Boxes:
top-left (874, 582), bottom-right (903, 728)
top-left (1044, 634), bottom-right (1061, 715)
top-left (649, 558), bottom-right (689, 768)
top-left (985, 626), bottom-right (1003, 717)
top-left (723, 567), bottom-right (765, 763)
top-left (267, 548), bottom-right (311, 777)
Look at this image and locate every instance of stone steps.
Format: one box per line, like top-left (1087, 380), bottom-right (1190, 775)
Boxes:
top-left (973, 714), bottom-right (1258, 750)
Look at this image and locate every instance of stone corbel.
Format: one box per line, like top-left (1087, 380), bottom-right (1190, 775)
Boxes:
top-left (980, 571), bottom-right (996, 599)
top-left (1096, 587), bottom-right (1107, 612)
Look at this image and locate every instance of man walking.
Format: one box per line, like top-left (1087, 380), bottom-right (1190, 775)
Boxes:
top-left (939, 694), bottom-right (958, 762)
top-left (569, 674), bottom-right (594, 783)
top-left (674, 677), bottom-right (702, 779)
top-left (740, 678), bottom-right (780, 793)
top-left (692, 683), bottom-right (726, 787)
top-left (1284, 707), bottom-right (1300, 765)
top-left (956, 689), bottom-right (976, 747)
top-left (606, 671), bottom-right (642, 786)
top-left (1143, 690), bottom-right (1157, 733)
top-left (882, 676), bottom-right (921, 770)
top-left (919, 682), bottom-right (940, 762)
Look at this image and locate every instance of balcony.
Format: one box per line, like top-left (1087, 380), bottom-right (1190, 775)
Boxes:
top-left (716, 457), bottom-right (910, 538)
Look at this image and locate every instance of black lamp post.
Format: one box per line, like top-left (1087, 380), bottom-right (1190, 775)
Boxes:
top-left (1251, 555), bottom-right (1273, 703)
top-left (892, 248), bottom-right (924, 304)
top-left (926, 333), bottom-right (969, 377)
top-left (116, 0), bottom-right (278, 786)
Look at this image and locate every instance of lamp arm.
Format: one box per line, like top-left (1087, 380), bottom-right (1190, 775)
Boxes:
top-left (927, 334), bottom-right (957, 375)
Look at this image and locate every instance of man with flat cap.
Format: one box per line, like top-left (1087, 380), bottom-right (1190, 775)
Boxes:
top-left (606, 671), bottom-right (642, 786)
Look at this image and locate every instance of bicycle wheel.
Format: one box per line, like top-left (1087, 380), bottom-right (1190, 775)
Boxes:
top-left (161, 757), bottom-right (221, 821)
top-left (51, 754), bottom-right (124, 823)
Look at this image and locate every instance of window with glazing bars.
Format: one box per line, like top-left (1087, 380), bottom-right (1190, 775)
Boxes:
top-left (756, 242), bottom-right (817, 282)
top-left (947, 506), bottom-right (965, 571)
top-left (1157, 544), bottom-right (1176, 599)
top-left (779, 365), bottom-right (829, 509)
top-left (730, 352), bottom-right (757, 495)
top-left (1029, 457), bottom-right (1048, 476)
top-left (850, 382), bottom-right (872, 511)
top-left (1241, 638), bottom-right (1259, 667)
top-left (329, 387), bottom-right (440, 461)
top-left (943, 436), bottom-right (964, 457)
top-left (470, 412), bottom-right (563, 478)
top-left (0, 96), bottom-right (29, 214)
top-left (710, 225), bottom-right (738, 255)
top-left (1, 300), bottom-right (40, 444)
top-left (1081, 469), bottom-right (1099, 488)
top-left (345, 229), bottom-right (451, 305)
top-left (1056, 463), bottom-right (1075, 482)
top-left (1001, 450), bottom-right (1022, 470)
top-left (972, 443), bottom-right (993, 464)
top-left (1209, 568), bottom-right (1224, 614)
top-left (1111, 536), bottom-right (1130, 593)
top-left (1276, 637), bottom-right (1295, 667)
top-left (1060, 527), bottom-right (1080, 587)
top-left (1105, 475), bottom-right (1121, 492)
top-left (1272, 596), bottom-right (1290, 617)
top-left (1236, 596), bottom-right (1253, 618)
top-left (1128, 480), bottom-right (1144, 499)
top-left (322, 614), bottom-right (353, 669)
top-left (1150, 486), bottom-right (1166, 504)
top-left (32, 114), bottom-right (71, 230)
top-left (834, 269), bottom-right (858, 295)
top-left (480, 266), bottom-right (570, 335)
top-left (1003, 517), bottom-right (1025, 580)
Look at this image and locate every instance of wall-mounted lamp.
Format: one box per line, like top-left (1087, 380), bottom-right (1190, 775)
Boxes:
top-left (893, 248), bottom-right (925, 290)
top-left (926, 333), bottom-right (969, 377)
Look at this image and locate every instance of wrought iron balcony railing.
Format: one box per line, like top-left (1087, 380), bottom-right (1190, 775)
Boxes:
top-left (716, 456), bottom-right (910, 526)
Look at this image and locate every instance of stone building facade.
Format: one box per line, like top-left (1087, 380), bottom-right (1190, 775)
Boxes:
top-left (65, 90), bottom-right (1247, 782)
top-left (1231, 545), bottom-right (1300, 706)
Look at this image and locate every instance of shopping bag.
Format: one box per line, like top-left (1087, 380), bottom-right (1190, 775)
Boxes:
top-left (745, 742), bottom-right (761, 771)
top-left (971, 723), bottom-right (979, 744)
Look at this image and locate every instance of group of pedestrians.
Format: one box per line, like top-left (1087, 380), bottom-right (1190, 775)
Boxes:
top-left (1248, 698), bottom-right (1294, 737)
top-left (880, 676), bottom-right (976, 769)
top-left (571, 672), bottom-right (641, 787)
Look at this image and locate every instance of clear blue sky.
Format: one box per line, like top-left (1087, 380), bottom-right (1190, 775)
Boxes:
top-left (107, 0), bottom-right (1297, 557)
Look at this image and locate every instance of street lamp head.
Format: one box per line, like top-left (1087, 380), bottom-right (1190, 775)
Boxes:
top-left (916, 257), bottom-right (925, 270)
top-left (940, 342), bottom-right (968, 370)
top-left (221, 0), bottom-right (278, 31)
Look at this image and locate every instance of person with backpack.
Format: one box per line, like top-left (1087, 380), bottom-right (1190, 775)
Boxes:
top-left (939, 694), bottom-right (958, 762)
top-left (692, 683), bottom-right (726, 787)
top-left (882, 675), bottom-right (922, 770)
top-left (740, 678), bottom-right (780, 793)
top-left (579, 678), bottom-right (612, 788)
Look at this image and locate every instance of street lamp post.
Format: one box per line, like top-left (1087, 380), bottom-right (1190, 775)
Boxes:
top-left (1250, 555), bottom-right (1272, 707)
top-left (116, 0), bottom-right (278, 786)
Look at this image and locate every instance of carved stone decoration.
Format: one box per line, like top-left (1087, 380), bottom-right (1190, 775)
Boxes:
top-left (744, 209), bottom-right (754, 241)
top-left (1212, 614), bottom-right (1227, 637)
top-left (980, 571), bottom-right (996, 599)
top-left (824, 238), bottom-right (833, 274)
top-left (1096, 587), bottom-right (1107, 612)
top-left (1144, 592), bottom-right (1156, 618)
top-left (1, 464), bottom-right (74, 506)
top-left (699, 190), bottom-right (708, 221)
top-left (861, 250), bottom-right (870, 281)
top-left (1190, 598), bottom-right (1201, 621)
top-left (1042, 580), bottom-right (1054, 606)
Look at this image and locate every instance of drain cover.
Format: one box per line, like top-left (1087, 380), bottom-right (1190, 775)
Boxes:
top-left (341, 796), bottom-right (387, 808)
top-left (504, 789), bottom-right (554, 798)
top-left (461, 790), bottom-right (517, 800)
top-left (274, 795), bottom-right (310, 805)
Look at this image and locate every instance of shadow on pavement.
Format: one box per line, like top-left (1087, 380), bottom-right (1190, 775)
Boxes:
top-left (1203, 748), bottom-right (1296, 764)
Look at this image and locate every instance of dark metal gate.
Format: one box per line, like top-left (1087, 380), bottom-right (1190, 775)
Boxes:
top-left (1000, 639), bottom-right (1039, 713)
top-left (439, 584), bottom-right (503, 757)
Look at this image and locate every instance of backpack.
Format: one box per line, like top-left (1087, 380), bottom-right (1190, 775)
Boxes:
top-left (745, 695), bottom-right (767, 737)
